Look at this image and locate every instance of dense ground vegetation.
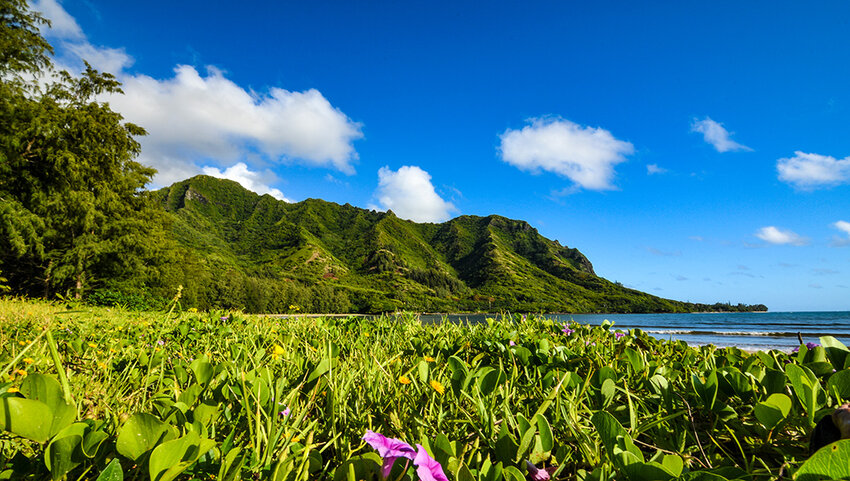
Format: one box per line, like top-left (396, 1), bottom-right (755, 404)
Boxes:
top-left (1, 298), bottom-right (847, 480)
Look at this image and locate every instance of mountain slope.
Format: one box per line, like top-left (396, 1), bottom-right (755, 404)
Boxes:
top-left (154, 176), bottom-right (764, 314)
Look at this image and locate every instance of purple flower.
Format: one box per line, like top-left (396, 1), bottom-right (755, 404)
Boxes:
top-left (561, 327), bottom-right (574, 336)
top-left (363, 431), bottom-right (416, 479)
top-left (526, 460), bottom-right (551, 481)
top-left (792, 346), bottom-right (800, 353)
top-left (806, 342), bottom-right (820, 350)
top-left (157, 340), bottom-right (165, 346)
top-left (509, 340), bottom-right (516, 346)
top-left (615, 332), bottom-right (625, 339)
top-left (220, 316), bottom-right (229, 321)
top-left (279, 407), bottom-right (290, 417)
top-left (414, 444), bottom-right (448, 481)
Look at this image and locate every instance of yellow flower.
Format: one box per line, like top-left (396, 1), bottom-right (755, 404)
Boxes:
top-left (88, 343), bottom-right (97, 348)
top-left (23, 358), bottom-right (35, 364)
top-left (430, 379), bottom-right (445, 395)
top-left (18, 341), bottom-right (25, 346)
top-left (98, 362), bottom-right (107, 369)
top-left (14, 369), bottom-right (27, 377)
top-left (424, 356), bottom-right (435, 362)
top-left (273, 344), bottom-right (285, 356)
top-left (6, 387), bottom-right (19, 393)
top-left (398, 375), bottom-right (411, 385)
top-left (187, 307), bottom-right (198, 313)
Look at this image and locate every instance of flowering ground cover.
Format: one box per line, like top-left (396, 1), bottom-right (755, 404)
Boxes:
top-left (1, 297), bottom-right (849, 480)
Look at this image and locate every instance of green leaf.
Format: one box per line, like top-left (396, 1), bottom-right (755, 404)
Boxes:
top-left (332, 453), bottom-right (381, 481)
top-left (786, 364), bottom-right (823, 425)
top-left (590, 411), bottom-right (643, 471)
top-left (479, 368), bottom-right (501, 396)
top-left (754, 393), bottom-right (792, 430)
top-left (45, 422), bottom-right (87, 480)
top-left (624, 347), bottom-right (645, 374)
top-left (600, 378), bottom-right (616, 408)
top-left (0, 397), bottom-right (54, 442)
top-left (622, 461), bottom-right (676, 481)
top-left (11, 374), bottom-right (76, 441)
top-left (828, 369), bottom-right (850, 400)
top-left (795, 439), bottom-right (850, 480)
top-left (148, 431), bottom-right (216, 481)
top-left (95, 459), bottom-right (123, 481)
top-left (535, 413), bottom-right (554, 453)
top-left (116, 413), bottom-right (175, 462)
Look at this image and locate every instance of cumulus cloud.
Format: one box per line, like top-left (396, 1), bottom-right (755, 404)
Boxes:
top-left (832, 220), bottom-right (850, 247)
top-left (777, 151), bottom-right (850, 190)
top-left (105, 66), bottom-right (363, 185)
top-left (691, 117), bottom-right (751, 153)
top-left (499, 117), bottom-right (634, 191)
top-left (372, 166), bottom-right (456, 223)
top-left (32, 0), bottom-right (363, 189)
top-left (755, 226), bottom-right (808, 246)
top-left (202, 163), bottom-right (290, 202)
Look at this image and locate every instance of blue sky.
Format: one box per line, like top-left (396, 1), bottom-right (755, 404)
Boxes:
top-left (33, 0), bottom-right (850, 311)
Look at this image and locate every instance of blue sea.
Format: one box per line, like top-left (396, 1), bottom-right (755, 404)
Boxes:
top-left (419, 311), bottom-right (850, 352)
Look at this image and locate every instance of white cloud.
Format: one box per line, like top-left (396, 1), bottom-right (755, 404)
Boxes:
top-left (777, 151), bottom-right (850, 190)
top-left (32, 0), bottom-right (83, 40)
top-left (755, 226), bottom-right (808, 246)
top-left (646, 164), bottom-right (668, 175)
top-left (105, 65), bottom-right (363, 185)
top-left (202, 162), bottom-right (290, 202)
top-left (32, 0), bottom-right (363, 189)
top-left (499, 117), bottom-right (634, 191)
top-left (832, 220), bottom-right (850, 247)
top-left (372, 166), bottom-right (456, 223)
top-left (691, 117), bottom-right (751, 153)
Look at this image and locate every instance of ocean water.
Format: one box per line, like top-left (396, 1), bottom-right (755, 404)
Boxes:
top-left (419, 311), bottom-right (850, 352)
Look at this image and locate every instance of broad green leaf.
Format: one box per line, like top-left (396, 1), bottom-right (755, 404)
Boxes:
top-left (14, 374), bottom-right (76, 441)
top-left (786, 364), bottom-right (823, 425)
top-left (479, 368), bottom-right (502, 396)
top-left (622, 461), bottom-right (676, 481)
top-left (535, 413), bottom-right (554, 453)
top-left (332, 453), bottom-right (381, 481)
top-left (795, 439), bottom-right (850, 481)
top-left (148, 431), bottom-right (216, 481)
top-left (116, 413), bottom-right (175, 462)
top-left (82, 429), bottom-right (109, 458)
top-left (95, 459), bottom-right (123, 481)
top-left (624, 348), bottom-right (645, 374)
top-left (502, 465), bottom-right (525, 481)
top-left (0, 397), bottom-right (54, 443)
top-left (754, 393), bottom-right (792, 430)
top-left (45, 422), bottom-right (87, 480)
top-left (600, 378), bottom-right (616, 408)
top-left (590, 411), bottom-right (643, 470)
top-left (828, 369), bottom-right (850, 399)
top-left (660, 454), bottom-right (684, 476)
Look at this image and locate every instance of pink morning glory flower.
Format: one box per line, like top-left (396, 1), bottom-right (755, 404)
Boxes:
top-left (615, 332), bottom-right (625, 339)
top-left (526, 460), bottom-right (551, 481)
top-left (413, 444), bottom-right (449, 481)
top-left (806, 342), bottom-right (819, 350)
top-left (561, 327), bottom-right (574, 335)
top-left (363, 430), bottom-right (416, 479)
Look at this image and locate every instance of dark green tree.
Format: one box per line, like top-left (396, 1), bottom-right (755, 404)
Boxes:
top-left (0, 0), bottom-right (172, 298)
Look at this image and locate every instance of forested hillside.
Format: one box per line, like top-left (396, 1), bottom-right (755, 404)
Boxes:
top-left (146, 175), bottom-right (766, 313)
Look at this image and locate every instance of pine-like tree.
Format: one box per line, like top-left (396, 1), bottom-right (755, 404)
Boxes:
top-left (0, 0), bottom-right (170, 298)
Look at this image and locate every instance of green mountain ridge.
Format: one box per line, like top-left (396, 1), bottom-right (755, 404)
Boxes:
top-left (155, 175), bottom-right (766, 314)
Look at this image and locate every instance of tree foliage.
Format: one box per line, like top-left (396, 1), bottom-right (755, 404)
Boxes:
top-left (0, 0), bottom-right (172, 298)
